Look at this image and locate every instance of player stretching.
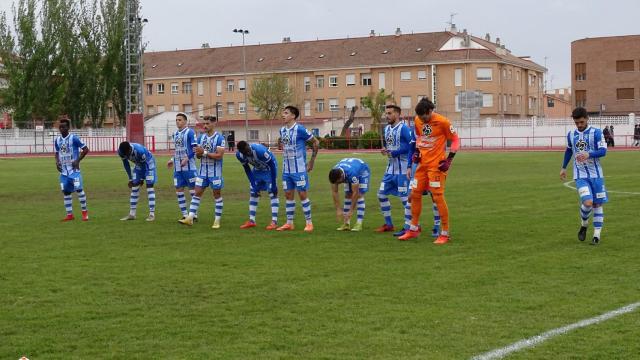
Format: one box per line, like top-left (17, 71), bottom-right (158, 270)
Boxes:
top-left (179, 115), bottom-right (226, 228)
top-left (55, 118), bottom-right (89, 221)
top-left (167, 112), bottom-right (198, 220)
top-left (118, 141), bottom-right (157, 221)
top-left (277, 105), bottom-right (319, 232)
top-left (560, 107), bottom-right (608, 245)
top-left (329, 158), bottom-right (370, 232)
top-left (236, 141), bottom-right (279, 230)
top-left (399, 98), bottom-right (459, 243)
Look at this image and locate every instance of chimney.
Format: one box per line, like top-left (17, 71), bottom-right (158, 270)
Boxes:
top-left (485, 33), bottom-right (490, 42)
top-left (496, 37), bottom-right (501, 46)
top-left (462, 28), bottom-right (468, 36)
top-left (369, 30), bottom-right (375, 37)
top-left (395, 27), bottom-right (402, 36)
top-left (282, 37), bottom-right (291, 43)
top-left (450, 24), bottom-right (457, 34)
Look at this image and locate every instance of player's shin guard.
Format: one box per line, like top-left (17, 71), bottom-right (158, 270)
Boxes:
top-left (356, 197), bottom-right (365, 224)
top-left (176, 191), bottom-right (187, 216)
top-left (378, 193), bottom-right (392, 226)
top-left (409, 190), bottom-right (423, 230)
top-left (214, 197), bottom-right (223, 221)
top-left (147, 187), bottom-right (156, 214)
top-left (269, 193), bottom-right (279, 223)
top-left (301, 198), bottom-right (312, 224)
top-left (130, 186), bottom-right (140, 216)
top-left (580, 204), bottom-right (592, 226)
top-left (77, 190), bottom-right (87, 211)
top-left (401, 196), bottom-right (411, 229)
top-left (285, 200), bottom-right (295, 224)
top-left (432, 192), bottom-right (449, 235)
top-left (343, 199), bottom-right (352, 222)
top-left (249, 195), bottom-right (259, 222)
top-left (593, 206), bottom-right (603, 238)
top-left (189, 195), bottom-right (201, 218)
top-left (63, 194), bottom-right (73, 214)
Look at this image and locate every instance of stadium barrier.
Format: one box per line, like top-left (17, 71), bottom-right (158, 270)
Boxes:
top-left (1, 136), bottom-right (155, 155)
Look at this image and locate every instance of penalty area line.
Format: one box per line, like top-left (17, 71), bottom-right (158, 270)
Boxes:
top-left (563, 181), bottom-right (640, 195)
top-left (471, 301), bottom-right (640, 360)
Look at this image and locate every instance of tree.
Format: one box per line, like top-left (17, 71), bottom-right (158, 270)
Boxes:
top-left (249, 74), bottom-right (293, 143)
top-left (360, 88), bottom-right (393, 134)
top-left (100, 0), bottom-right (125, 124)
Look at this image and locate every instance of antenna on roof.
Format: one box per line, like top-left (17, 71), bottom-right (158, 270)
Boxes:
top-left (446, 12), bottom-right (458, 33)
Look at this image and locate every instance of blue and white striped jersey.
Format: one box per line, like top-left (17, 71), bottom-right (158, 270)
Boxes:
top-left (120, 143), bottom-right (155, 168)
top-left (567, 126), bottom-right (606, 179)
top-left (383, 122), bottom-right (412, 175)
top-left (334, 158), bottom-right (370, 185)
top-left (236, 143), bottom-right (277, 172)
top-left (54, 134), bottom-right (87, 176)
top-left (197, 132), bottom-right (225, 178)
top-left (173, 127), bottom-right (197, 171)
top-left (280, 123), bottom-right (313, 174)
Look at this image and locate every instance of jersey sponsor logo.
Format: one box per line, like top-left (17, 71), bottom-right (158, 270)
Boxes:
top-left (409, 179), bottom-right (418, 189)
top-left (422, 124), bottom-right (433, 136)
top-left (281, 131), bottom-right (291, 145)
top-left (146, 175), bottom-right (154, 182)
top-left (578, 186), bottom-right (591, 197)
top-left (351, 176), bottom-right (358, 183)
top-left (59, 141), bottom-right (70, 153)
top-left (359, 183), bottom-right (368, 190)
top-left (596, 192), bottom-right (606, 199)
top-left (175, 135), bottom-right (184, 147)
top-left (296, 179), bottom-right (307, 187)
top-left (576, 139), bottom-right (588, 151)
top-left (397, 186), bottom-right (408, 193)
top-left (385, 132), bottom-right (395, 146)
top-left (195, 177), bottom-right (203, 186)
top-left (212, 179), bottom-right (222, 186)
top-left (429, 181), bottom-right (441, 188)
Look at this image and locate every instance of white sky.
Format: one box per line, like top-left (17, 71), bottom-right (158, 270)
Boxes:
top-left (1, 0), bottom-right (638, 88)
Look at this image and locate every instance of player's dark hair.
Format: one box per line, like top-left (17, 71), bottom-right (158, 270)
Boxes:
top-left (203, 115), bottom-right (217, 122)
top-left (59, 118), bottom-right (70, 127)
top-left (284, 105), bottom-right (299, 119)
top-left (176, 112), bottom-right (188, 121)
top-left (385, 104), bottom-right (401, 114)
top-left (237, 140), bottom-right (249, 153)
top-left (415, 98), bottom-right (435, 116)
top-left (119, 141), bottom-right (132, 155)
top-left (571, 107), bottom-right (588, 120)
top-left (328, 168), bottom-right (343, 184)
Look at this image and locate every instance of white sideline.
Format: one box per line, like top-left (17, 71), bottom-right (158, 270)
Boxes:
top-left (563, 181), bottom-right (640, 195)
top-left (471, 302), bottom-right (640, 360)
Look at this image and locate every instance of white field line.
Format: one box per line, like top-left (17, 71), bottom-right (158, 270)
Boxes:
top-left (563, 181), bottom-right (640, 195)
top-left (471, 302), bottom-right (640, 360)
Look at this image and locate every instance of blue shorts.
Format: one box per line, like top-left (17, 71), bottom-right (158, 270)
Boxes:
top-left (252, 171), bottom-right (274, 194)
top-left (282, 172), bottom-right (309, 192)
top-left (379, 173), bottom-right (409, 196)
top-left (195, 175), bottom-right (224, 190)
top-left (345, 172), bottom-right (370, 196)
top-left (174, 170), bottom-right (197, 189)
top-left (133, 165), bottom-right (157, 186)
top-left (59, 172), bottom-right (83, 193)
top-left (575, 178), bottom-right (608, 204)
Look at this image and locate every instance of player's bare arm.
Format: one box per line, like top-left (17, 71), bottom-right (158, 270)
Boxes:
top-left (307, 137), bottom-right (319, 172)
top-left (331, 183), bottom-right (342, 222)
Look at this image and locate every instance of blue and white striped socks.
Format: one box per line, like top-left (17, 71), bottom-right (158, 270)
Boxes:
top-left (147, 187), bottom-right (156, 215)
top-left (270, 193), bottom-right (279, 224)
top-left (593, 207), bottom-right (604, 238)
top-left (130, 186), bottom-right (140, 216)
top-left (580, 204), bottom-right (592, 226)
top-left (177, 191), bottom-right (187, 217)
top-left (356, 197), bottom-right (365, 224)
top-left (214, 197), bottom-right (223, 221)
top-left (378, 194), bottom-right (392, 226)
top-left (77, 190), bottom-right (87, 211)
top-left (401, 196), bottom-right (411, 229)
top-left (63, 194), bottom-right (73, 214)
top-left (301, 198), bottom-right (312, 224)
top-left (189, 195), bottom-right (201, 218)
top-left (286, 200), bottom-right (295, 224)
top-left (249, 195), bottom-right (259, 222)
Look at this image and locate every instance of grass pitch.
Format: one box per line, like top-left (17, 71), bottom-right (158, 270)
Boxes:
top-left (1, 151), bottom-right (639, 359)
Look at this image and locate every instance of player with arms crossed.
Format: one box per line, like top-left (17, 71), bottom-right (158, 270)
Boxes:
top-left (399, 98), bottom-right (459, 243)
top-left (236, 140), bottom-right (280, 230)
top-left (118, 141), bottom-right (157, 221)
top-left (277, 105), bottom-right (319, 232)
top-left (167, 112), bottom-right (198, 220)
top-left (55, 118), bottom-right (89, 221)
top-left (179, 115), bottom-right (226, 228)
top-left (560, 107), bottom-right (608, 245)
top-left (329, 158), bottom-right (371, 232)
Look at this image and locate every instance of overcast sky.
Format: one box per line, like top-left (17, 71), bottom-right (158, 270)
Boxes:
top-left (1, 0), bottom-right (638, 88)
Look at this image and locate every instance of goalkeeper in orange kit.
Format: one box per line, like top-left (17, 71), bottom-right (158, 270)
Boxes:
top-left (398, 98), bottom-right (460, 244)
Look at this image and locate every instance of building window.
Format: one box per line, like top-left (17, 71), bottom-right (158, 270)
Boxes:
top-left (454, 94), bottom-right (460, 112)
top-left (516, 95), bottom-right (521, 105)
top-left (454, 68), bottom-right (462, 87)
top-left (482, 94), bottom-right (493, 107)
top-left (227, 102), bottom-right (235, 115)
top-left (304, 77), bottom-right (311, 92)
top-left (575, 63), bottom-right (586, 81)
top-left (329, 98), bottom-right (339, 111)
top-left (239, 102), bottom-right (246, 114)
top-left (617, 88), bottom-right (635, 100)
top-left (157, 105), bottom-right (165, 113)
top-left (316, 75), bottom-right (324, 88)
top-left (476, 68), bottom-right (492, 81)
top-left (616, 60), bottom-right (635, 72)
top-left (516, 71), bottom-right (520, 81)
top-left (171, 83), bottom-right (179, 94)
top-left (502, 95), bottom-right (507, 111)
top-left (304, 101), bottom-right (311, 116)
top-left (361, 73), bottom-right (372, 86)
top-left (227, 80), bottom-right (234, 92)
top-left (345, 98), bottom-right (356, 110)
top-left (329, 75), bottom-right (338, 87)
top-left (183, 82), bottom-right (192, 94)
top-left (146, 84), bottom-right (153, 95)
top-left (508, 69), bottom-right (512, 79)
top-left (239, 79), bottom-right (246, 91)
top-left (184, 104), bottom-right (192, 113)
top-left (508, 94), bottom-right (512, 105)
top-left (197, 81), bottom-right (204, 96)
top-left (417, 70), bottom-right (427, 80)
top-left (216, 103), bottom-right (223, 118)
top-left (316, 99), bottom-right (324, 112)
top-left (575, 90), bottom-right (586, 107)
top-left (147, 105), bottom-right (154, 115)
top-left (502, 68), bottom-right (507, 79)
top-left (346, 74), bottom-right (356, 86)
top-left (547, 98), bottom-right (555, 107)
top-left (400, 71), bottom-right (411, 81)
top-left (157, 83), bottom-right (165, 94)
top-left (197, 104), bottom-right (204, 118)
top-left (400, 96), bottom-right (411, 110)
top-left (216, 80), bottom-right (222, 96)
top-left (379, 72), bottom-right (385, 89)
top-left (249, 130), bottom-right (259, 141)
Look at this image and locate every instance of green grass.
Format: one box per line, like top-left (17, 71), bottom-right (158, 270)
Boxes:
top-left (1, 151), bottom-right (639, 359)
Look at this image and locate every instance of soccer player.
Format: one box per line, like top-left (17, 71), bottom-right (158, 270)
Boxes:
top-left (118, 141), bottom-right (157, 221)
top-left (329, 158), bottom-right (370, 232)
top-left (167, 112), bottom-right (198, 220)
top-left (399, 98), bottom-right (460, 243)
top-left (236, 140), bottom-right (279, 230)
top-left (54, 118), bottom-right (89, 221)
top-left (178, 115), bottom-right (225, 228)
top-left (277, 105), bottom-right (319, 232)
top-left (560, 107), bottom-right (608, 245)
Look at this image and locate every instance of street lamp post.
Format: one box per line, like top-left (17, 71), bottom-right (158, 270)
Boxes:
top-left (233, 28), bottom-right (249, 141)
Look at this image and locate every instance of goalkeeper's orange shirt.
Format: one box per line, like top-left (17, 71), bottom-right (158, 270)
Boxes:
top-left (414, 112), bottom-right (456, 170)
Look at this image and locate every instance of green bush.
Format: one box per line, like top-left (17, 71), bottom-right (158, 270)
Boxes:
top-left (359, 131), bottom-right (383, 149)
